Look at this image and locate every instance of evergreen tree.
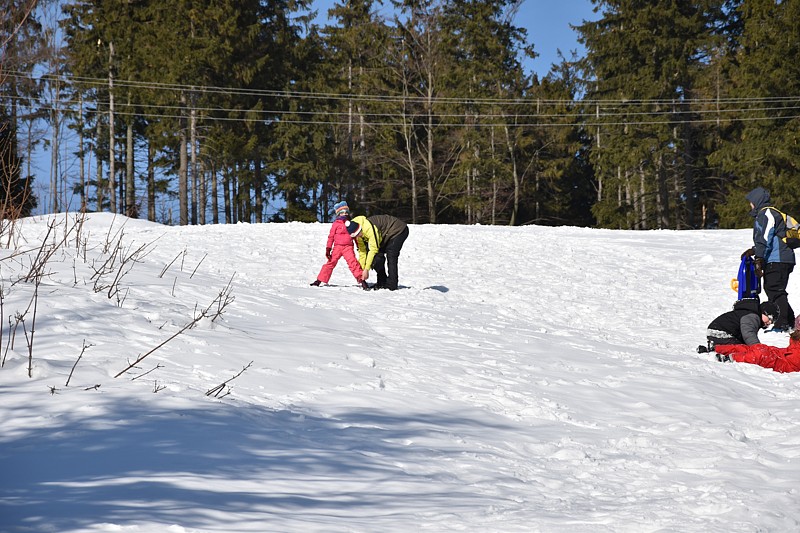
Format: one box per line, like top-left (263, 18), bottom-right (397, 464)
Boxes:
top-left (62, 0), bottom-right (144, 215)
top-left (521, 58), bottom-right (595, 227)
top-left (711, 0), bottom-right (800, 227)
top-left (266, 22), bottom-right (331, 223)
top-left (391, 0), bottom-right (457, 223)
top-left (578, 0), bottom-right (730, 229)
top-left (673, 0), bottom-right (741, 229)
top-left (0, 111), bottom-right (37, 218)
top-left (439, 0), bottom-right (532, 225)
top-left (1, 0), bottom-right (46, 217)
top-left (198, 0), bottom-right (309, 223)
top-left (321, 0), bottom-right (393, 217)
top-left (62, 0), bottom-right (309, 224)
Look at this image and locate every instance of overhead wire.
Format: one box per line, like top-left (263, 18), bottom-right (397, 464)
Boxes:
top-left (17, 70), bottom-right (800, 106)
top-left (4, 70), bottom-right (800, 128)
top-left (7, 88), bottom-right (800, 121)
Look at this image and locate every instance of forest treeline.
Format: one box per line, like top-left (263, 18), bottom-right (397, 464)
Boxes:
top-left (1, 0), bottom-right (799, 229)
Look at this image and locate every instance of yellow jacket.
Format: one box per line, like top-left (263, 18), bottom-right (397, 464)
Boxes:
top-left (351, 215), bottom-right (382, 271)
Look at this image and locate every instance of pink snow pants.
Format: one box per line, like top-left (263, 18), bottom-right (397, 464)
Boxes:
top-left (317, 244), bottom-right (363, 283)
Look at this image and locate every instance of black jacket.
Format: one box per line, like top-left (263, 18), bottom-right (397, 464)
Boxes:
top-left (707, 298), bottom-right (763, 345)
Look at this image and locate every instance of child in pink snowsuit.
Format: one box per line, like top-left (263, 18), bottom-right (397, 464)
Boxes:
top-left (310, 202), bottom-right (369, 290)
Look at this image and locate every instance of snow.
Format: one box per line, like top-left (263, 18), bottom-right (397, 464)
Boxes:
top-left (2, 212), bottom-right (800, 533)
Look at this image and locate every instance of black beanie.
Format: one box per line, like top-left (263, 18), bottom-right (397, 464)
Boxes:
top-left (345, 220), bottom-right (361, 236)
top-left (760, 301), bottom-right (779, 322)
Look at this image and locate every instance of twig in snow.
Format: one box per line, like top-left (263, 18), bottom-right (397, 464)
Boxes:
top-left (90, 236), bottom-right (154, 303)
top-left (206, 361), bottom-right (253, 398)
top-left (27, 280), bottom-right (39, 378)
top-left (189, 253), bottom-right (207, 279)
top-left (159, 249), bottom-right (186, 278)
top-left (131, 363), bottom-right (164, 381)
top-left (114, 282), bottom-right (235, 378)
top-left (66, 340), bottom-right (94, 387)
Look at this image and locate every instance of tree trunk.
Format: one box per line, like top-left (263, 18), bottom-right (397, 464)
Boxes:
top-left (657, 153), bottom-right (670, 229)
top-left (49, 101), bottom-right (59, 213)
top-left (147, 140), bottom-right (155, 221)
top-left (79, 95), bottom-right (86, 212)
top-left (347, 62), bottom-right (353, 162)
top-left (108, 41), bottom-right (116, 214)
top-left (199, 160), bottom-right (207, 225)
top-left (223, 166), bottom-right (231, 224)
top-left (179, 92), bottom-right (188, 225)
top-left (126, 119), bottom-right (136, 217)
top-left (190, 102), bottom-right (198, 225)
top-left (96, 152), bottom-right (105, 212)
top-left (400, 94), bottom-right (417, 223)
top-left (503, 124), bottom-right (520, 226)
top-left (254, 159), bottom-right (263, 223)
top-left (426, 88), bottom-right (435, 223)
top-left (231, 170), bottom-right (239, 223)
top-left (211, 162), bottom-right (219, 224)
top-left (638, 168), bottom-right (646, 230)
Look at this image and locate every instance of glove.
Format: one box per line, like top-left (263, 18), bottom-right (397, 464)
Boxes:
top-left (741, 247), bottom-right (754, 259)
top-left (754, 257), bottom-right (764, 278)
top-left (325, 247), bottom-right (332, 260)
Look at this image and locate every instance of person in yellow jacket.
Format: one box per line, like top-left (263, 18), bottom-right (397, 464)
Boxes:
top-left (349, 214), bottom-right (409, 290)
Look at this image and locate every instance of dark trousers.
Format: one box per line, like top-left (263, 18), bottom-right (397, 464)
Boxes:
top-left (373, 226), bottom-right (409, 290)
top-left (764, 262), bottom-right (795, 328)
top-left (707, 335), bottom-right (742, 347)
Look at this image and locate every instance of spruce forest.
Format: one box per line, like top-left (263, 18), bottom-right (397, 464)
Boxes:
top-left (2, 0), bottom-right (799, 229)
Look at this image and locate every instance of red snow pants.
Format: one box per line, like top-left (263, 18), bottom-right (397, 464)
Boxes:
top-left (715, 343), bottom-right (800, 373)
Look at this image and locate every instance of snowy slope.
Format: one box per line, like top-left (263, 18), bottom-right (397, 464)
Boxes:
top-left (1, 213), bottom-right (799, 533)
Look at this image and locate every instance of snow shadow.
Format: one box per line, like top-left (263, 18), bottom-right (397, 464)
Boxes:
top-left (423, 285), bottom-right (449, 292)
top-left (0, 391), bottom-right (512, 531)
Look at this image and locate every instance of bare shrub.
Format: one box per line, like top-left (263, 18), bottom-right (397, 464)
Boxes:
top-left (90, 227), bottom-right (158, 304)
top-left (114, 276), bottom-right (235, 378)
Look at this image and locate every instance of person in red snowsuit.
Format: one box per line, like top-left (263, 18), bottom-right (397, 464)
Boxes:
top-left (714, 322), bottom-right (800, 373)
top-left (310, 202), bottom-right (369, 290)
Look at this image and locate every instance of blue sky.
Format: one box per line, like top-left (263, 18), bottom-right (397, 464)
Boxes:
top-left (516, 1), bottom-right (598, 75)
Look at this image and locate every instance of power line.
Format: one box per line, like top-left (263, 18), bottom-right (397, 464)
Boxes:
top-left (9, 70), bottom-right (800, 107)
top-left (10, 100), bottom-right (800, 128)
top-left (5, 94), bottom-right (800, 129)
top-left (5, 71), bottom-right (800, 128)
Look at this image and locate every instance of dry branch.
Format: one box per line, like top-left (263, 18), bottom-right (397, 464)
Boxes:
top-left (131, 363), bottom-right (164, 381)
top-left (206, 361), bottom-right (253, 397)
top-left (189, 253), bottom-right (207, 279)
top-left (159, 249), bottom-right (186, 278)
top-left (114, 281), bottom-right (235, 378)
top-left (66, 340), bottom-right (93, 387)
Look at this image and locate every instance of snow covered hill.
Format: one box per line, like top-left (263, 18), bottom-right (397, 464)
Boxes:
top-left (1, 213), bottom-right (799, 532)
